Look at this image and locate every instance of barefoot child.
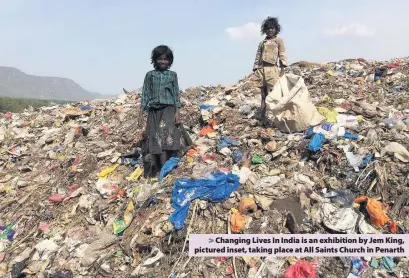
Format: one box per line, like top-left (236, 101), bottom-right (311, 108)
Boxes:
top-left (253, 17), bottom-right (288, 126)
top-left (139, 45), bottom-right (181, 173)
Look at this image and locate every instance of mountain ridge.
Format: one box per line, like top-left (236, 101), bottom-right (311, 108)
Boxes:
top-left (0, 66), bottom-right (104, 101)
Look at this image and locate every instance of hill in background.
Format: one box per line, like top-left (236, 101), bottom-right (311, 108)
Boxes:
top-left (0, 66), bottom-right (104, 101)
top-left (0, 96), bottom-right (72, 113)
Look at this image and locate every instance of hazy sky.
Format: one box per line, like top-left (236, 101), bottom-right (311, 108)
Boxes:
top-left (1, 0), bottom-right (408, 95)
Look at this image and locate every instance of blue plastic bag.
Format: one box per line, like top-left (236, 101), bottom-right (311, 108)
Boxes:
top-left (351, 257), bottom-right (367, 275)
top-left (232, 150), bottom-right (243, 164)
top-left (217, 136), bottom-right (238, 152)
top-left (344, 132), bottom-right (359, 140)
top-left (199, 105), bottom-right (215, 111)
top-left (159, 157), bottom-right (180, 184)
top-left (360, 154), bottom-right (374, 168)
top-left (308, 133), bottom-right (325, 152)
top-left (169, 172), bottom-right (240, 230)
top-left (381, 257), bottom-right (395, 272)
top-left (80, 104), bottom-right (91, 111)
top-left (304, 127), bottom-right (315, 137)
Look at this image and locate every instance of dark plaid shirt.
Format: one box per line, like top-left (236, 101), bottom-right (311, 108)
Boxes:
top-left (141, 70), bottom-right (181, 111)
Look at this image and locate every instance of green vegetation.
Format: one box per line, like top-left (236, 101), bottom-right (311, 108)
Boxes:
top-left (0, 97), bottom-right (73, 113)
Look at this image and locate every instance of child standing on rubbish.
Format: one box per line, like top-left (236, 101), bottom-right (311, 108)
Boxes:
top-left (253, 17), bottom-right (288, 126)
top-left (139, 45), bottom-right (181, 172)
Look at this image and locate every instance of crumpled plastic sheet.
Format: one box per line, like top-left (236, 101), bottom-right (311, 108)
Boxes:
top-left (159, 157), bottom-right (180, 184)
top-left (383, 142), bottom-right (409, 162)
top-left (381, 257), bottom-right (395, 272)
top-left (308, 133), bottom-right (325, 152)
top-left (262, 257), bottom-right (286, 277)
top-left (232, 150), bottom-right (243, 164)
top-left (80, 104), bottom-right (91, 111)
top-left (231, 211), bottom-right (246, 233)
top-left (355, 196), bottom-right (390, 227)
top-left (11, 261), bottom-right (26, 278)
top-left (320, 203), bottom-right (358, 233)
top-left (360, 154), bottom-right (373, 168)
top-left (283, 260), bottom-right (316, 278)
top-left (351, 257), bottom-right (367, 276)
top-left (317, 107), bottom-right (338, 123)
top-left (325, 189), bottom-right (356, 208)
top-left (169, 172), bottom-right (240, 230)
top-left (217, 136), bottom-right (238, 152)
top-left (344, 132), bottom-right (359, 140)
top-left (199, 104), bottom-right (215, 111)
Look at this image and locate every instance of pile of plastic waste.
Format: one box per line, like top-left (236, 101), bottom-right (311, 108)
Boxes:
top-left (0, 57), bottom-right (408, 277)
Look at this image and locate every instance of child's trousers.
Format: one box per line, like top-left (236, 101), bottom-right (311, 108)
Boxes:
top-left (254, 64), bottom-right (280, 91)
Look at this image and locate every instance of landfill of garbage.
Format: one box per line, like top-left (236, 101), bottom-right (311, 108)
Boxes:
top-left (0, 56), bottom-right (409, 278)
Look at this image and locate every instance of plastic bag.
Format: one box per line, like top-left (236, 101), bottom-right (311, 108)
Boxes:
top-left (200, 104), bottom-right (215, 111)
top-left (0, 216), bottom-right (22, 241)
top-left (266, 74), bottom-right (325, 133)
top-left (381, 257), bottom-right (395, 272)
top-left (317, 107), bottom-right (338, 123)
top-left (351, 257), bottom-right (367, 275)
top-left (159, 157), bottom-right (180, 184)
top-left (251, 155), bottom-right (263, 164)
top-left (217, 136), bottom-right (238, 152)
top-left (383, 142), bottom-right (409, 162)
top-left (355, 196), bottom-right (390, 227)
top-left (80, 104), bottom-right (91, 111)
top-left (239, 105), bottom-right (252, 115)
top-left (345, 152), bottom-right (362, 172)
top-left (95, 179), bottom-right (119, 198)
top-left (336, 114), bottom-right (362, 125)
top-left (231, 211), bottom-right (246, 233)
top-left (97, 164), bottom-right (119, 178)
top-left (344, 132), bottom-right (359, 140)
top-left (48, 194), bottom-right (66, 203)
top-left (320, 203), bottom-right (358, 233)
top-left (232, 150), bottom-right (243, 164)
top-left (239, 167), bottom-right (251, 184)
top-left (284, 260), bottom-right (316, 278)
top-left (389, 221), bottom-right (398, 233)
top-left (238, 198), bottom-right (257, 215)
top-left (360, 154), bottom-right (373, 168)
top-left (325, 189), bottom-right (356, 208)
top-left (113, 200), bottom-right (135, 234)
top-left (199, 125), bottom-right (215, 137)
top-left (126, 167), bottom-right (144, 181)
top-left (308, 133), bottom-right (325, 152)
top-left (169, 172), bottom-right (240, 229)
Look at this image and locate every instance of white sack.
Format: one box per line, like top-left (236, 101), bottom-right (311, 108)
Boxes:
top-left (266, 73), bottom-right (325, 133)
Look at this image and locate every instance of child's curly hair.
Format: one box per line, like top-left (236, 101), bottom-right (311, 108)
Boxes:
top-left (261, 17), bottom-right (281, 35)
top-left (151, 45), bottom-right (174, 69)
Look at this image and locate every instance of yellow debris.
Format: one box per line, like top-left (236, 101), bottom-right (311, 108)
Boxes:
top-left (126, 167), bottom-right (143, 181)
top-left (124, 200), bottom-right (135, 226)
top-left (97, 163), bottom-right (119, 178)
top-left (317, 107), bottom-right (338, 123)
top-left (322, 95), bottom-right (331, 101)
